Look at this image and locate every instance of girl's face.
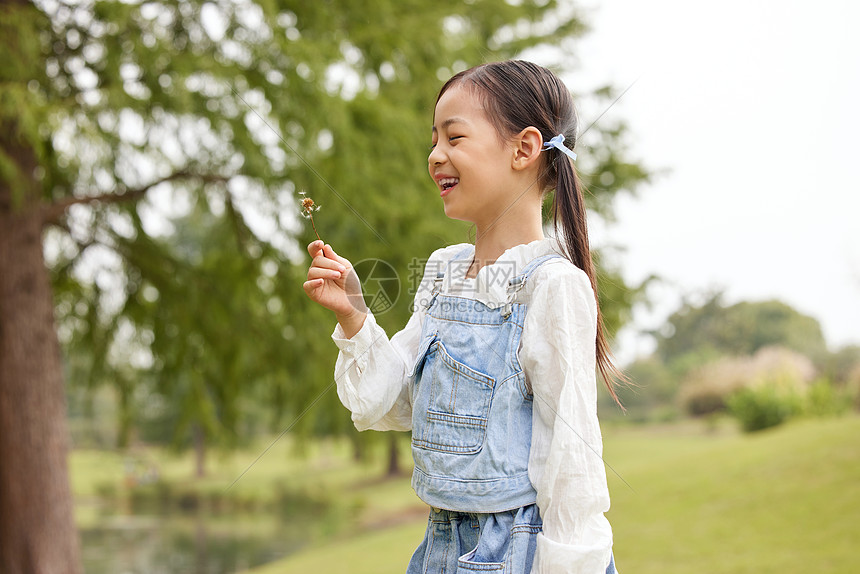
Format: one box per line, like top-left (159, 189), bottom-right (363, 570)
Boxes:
top-left (428, 85), bottom-right (517, 226)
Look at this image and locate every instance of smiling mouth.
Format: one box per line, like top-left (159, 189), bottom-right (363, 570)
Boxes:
top-left (438, 177), bottom-right (459, 195)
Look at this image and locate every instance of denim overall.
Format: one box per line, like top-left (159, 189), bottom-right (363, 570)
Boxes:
top-left (405, 249), bottom-right (617, 573)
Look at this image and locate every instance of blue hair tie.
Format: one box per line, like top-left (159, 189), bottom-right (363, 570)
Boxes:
top-left (542, 134), bottom-right (577, 161)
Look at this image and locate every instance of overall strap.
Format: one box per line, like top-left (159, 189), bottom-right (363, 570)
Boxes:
top-left (426, 245), bottom-right (474, 310)
top-left (502, 253), bottom-right (565, 318)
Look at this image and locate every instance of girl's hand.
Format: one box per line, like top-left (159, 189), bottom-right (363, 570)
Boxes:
top-left (303, 240), bottom-right (367, 337)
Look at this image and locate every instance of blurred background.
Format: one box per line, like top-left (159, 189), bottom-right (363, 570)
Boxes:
top-left (0, 1), bottom-right (857, 573)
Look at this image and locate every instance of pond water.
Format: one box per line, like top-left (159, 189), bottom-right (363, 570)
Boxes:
top-left (81, 513), bottom-right (307, 574)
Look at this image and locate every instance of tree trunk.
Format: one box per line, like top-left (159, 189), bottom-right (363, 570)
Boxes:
top-left (350, 431), bottom-right (366, 463)
top-left (192, 423), bottom-right (206, 478)
top-left (0, 148), bottom-right (82, 572)
top-left (386, 433), bottom-right (400, 477)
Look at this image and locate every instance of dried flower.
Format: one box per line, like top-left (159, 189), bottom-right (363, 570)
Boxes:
top-left (299, 191), bottom-right (322, 241)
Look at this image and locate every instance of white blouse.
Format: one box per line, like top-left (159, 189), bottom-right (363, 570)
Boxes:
top-left (331, 238), bottom-right (615, 573)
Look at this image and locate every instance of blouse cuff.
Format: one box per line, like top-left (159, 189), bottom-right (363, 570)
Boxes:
top-left (533, 532), bottom-right (613, 574)
top-left (331, 312), bottom-right (378, 357)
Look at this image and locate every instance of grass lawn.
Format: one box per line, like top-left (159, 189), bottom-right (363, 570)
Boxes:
top-left (244, 416), bottom-right (860, 574)
top-left (607, 416), bottom-right (860, 573)
top-left (247, 519), bottom-right (428, 574)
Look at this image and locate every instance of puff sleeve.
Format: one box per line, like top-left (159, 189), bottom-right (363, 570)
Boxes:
top-left (521, 262), bottom-right (615, 573)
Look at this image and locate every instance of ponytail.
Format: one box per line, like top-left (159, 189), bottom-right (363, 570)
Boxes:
top-left (553, 155), bottom-right (626, 407)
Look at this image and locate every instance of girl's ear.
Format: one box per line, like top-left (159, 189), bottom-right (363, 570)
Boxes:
top-left (511, 127), bottom-right (544, 171)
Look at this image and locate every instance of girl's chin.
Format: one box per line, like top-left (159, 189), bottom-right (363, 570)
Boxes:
top-left (441, 202), bottom-right (474, 223)
top-left (441, 201), bottom-right (459, 219)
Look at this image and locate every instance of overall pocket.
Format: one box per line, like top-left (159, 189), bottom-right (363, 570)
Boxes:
top-left (457, 555), bottom-right (505, 573)
top-left (413, 341), bottom-right (496, 454)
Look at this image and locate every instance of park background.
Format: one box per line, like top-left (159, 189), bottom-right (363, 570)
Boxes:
top-left (0, 1), bottom-right (858, 573)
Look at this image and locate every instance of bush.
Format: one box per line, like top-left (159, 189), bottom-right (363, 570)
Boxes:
top-left (847, 365), bottom-right (860, 410)
top-left (804, 379), bottom-right (852, 417)
top-left (679, 347), bottom-right (815, 417)
top-left (682, 386), bottom-right (731, 417)
top-left (727, 383), bottom-right (803, 433)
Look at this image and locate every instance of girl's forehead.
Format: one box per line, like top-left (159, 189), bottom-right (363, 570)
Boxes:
top-left (433, 84), bottom-right (487, 128)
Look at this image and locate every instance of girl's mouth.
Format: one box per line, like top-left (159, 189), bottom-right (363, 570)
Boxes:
top-left (438, 177), bottom-right (459, 197)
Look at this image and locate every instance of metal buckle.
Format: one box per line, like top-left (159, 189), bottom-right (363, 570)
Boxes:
top-left (426, 271), bottom-right (445, 310)
top-left (502, 275), bottom-right (525, 318)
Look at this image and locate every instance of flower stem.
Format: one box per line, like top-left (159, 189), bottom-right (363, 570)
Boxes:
top-left (309, 214), bottom-right (321, 241)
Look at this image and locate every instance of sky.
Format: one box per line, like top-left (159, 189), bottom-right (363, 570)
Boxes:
top-left (562, 0), bottom-right (860, 360)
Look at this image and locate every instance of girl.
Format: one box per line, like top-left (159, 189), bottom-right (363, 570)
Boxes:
top-left (304, 60), bottom-right (620, 574)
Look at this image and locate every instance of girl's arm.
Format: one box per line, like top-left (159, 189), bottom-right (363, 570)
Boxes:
top-left (521, 262), bottom-right (614, 574)
top-left (304, 239), bottom-right (413, 430)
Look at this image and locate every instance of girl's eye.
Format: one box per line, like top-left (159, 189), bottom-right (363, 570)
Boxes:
top-left (428, 136), bottom-right (462, 150)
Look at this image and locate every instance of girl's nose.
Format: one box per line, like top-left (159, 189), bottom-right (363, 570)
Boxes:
top-left (428, 144), bottom-right (445, 166)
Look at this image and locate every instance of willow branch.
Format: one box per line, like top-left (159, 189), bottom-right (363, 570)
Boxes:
top-left (42, 170), bottom-right (230, 225)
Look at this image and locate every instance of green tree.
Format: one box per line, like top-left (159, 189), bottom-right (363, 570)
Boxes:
top-left (604, 355), bottom-right (678, 421)
top-left (656, 293), bottom-right (828, 371)
top-left (1, 1), bottom-right (650, 571)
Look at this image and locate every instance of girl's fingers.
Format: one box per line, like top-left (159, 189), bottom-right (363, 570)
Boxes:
top-left (308, 241), bottom-right (348, 273)
top-left (312, 253), bottom-right (347, 273)
top-left (304, 242), bottom-right (352, 313)
top-left (303, 279), bottom-right (327, 301)
top-left (307, 266), bottom-right (343, 281)
top-left (307, 240), bottom-right (325, 258)
top-left (323, 244), bottom-right (350, 268)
